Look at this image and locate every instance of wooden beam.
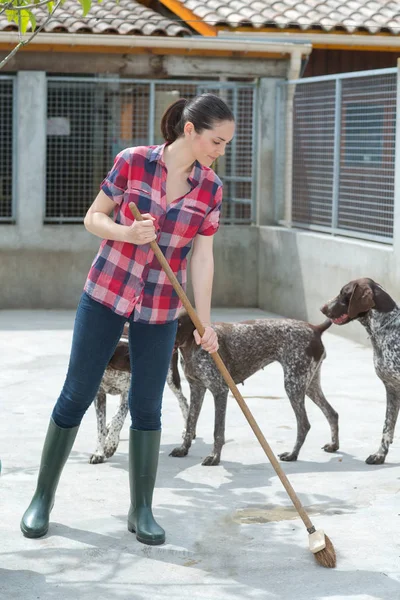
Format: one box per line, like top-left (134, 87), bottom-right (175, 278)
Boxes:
top-left (0, 49), bottom-right (289, 75)
top-left (0, 42), bottom-right (288, 59)
top-left (158, 0), bottom-right (217, 36)
top-left (216, 26), bottom-right (400, 52)
top-left (164, 55), bottom-right (287, 77)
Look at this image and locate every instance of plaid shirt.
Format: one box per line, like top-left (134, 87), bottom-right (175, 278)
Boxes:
top-left (84, 144), bottom-right (223, 323)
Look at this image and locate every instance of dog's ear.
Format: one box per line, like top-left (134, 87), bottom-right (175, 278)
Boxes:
top-left (109, 342), bottom-right (130, 372)
top-left (348, 283), bottom-right (375, 318)
top-left (176, 311), bottom-right (196, 346)
top-left (370, 282), bottom-right (396, 313)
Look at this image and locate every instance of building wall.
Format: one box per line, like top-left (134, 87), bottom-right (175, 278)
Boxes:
top-left (0, 226), bottom-right (259, 309)
top-left (4, 66), bottom-right (397, 347)
top-left (303, 49), bottom-right (398, 77)
top-left (1, 67), bottom-right (279, 312)
top-left (258, 226), bottom-right (397, 344)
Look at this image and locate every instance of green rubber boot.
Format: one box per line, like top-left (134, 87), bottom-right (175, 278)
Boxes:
top-left (127, 429), bottom-right (165, 545)
top-left (20, 418), bottom-right (79, 538)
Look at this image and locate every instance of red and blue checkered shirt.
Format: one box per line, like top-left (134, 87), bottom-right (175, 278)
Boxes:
top-left (84, 144), bottom-right (223, 323)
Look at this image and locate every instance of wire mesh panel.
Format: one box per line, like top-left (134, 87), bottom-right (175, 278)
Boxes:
top-left (292, 80), bottom-right (336, 227)
top-left (0, 77), bottom-right (15, 222)
top-left (277, 68), bottom-right (397, 244)
top-left (46, 77), bottom-right (256, 224)
top-left (339, 74), bottom-right (396, 239)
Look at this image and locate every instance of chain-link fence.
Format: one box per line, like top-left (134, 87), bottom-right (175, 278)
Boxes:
top-left (46, 77), bottom-right (257, 224)
top-left (275, 68), bottom-right (397, 244)
top-left (0, 76), bottom-right (15, 223)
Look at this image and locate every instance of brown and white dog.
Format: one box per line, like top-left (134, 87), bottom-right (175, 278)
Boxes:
top-left (321, 277), bottom-right (400, 464)
top-left (169, 312), bottom-right (336, 465)
top-left (90, 311), bottom-right (337, 466)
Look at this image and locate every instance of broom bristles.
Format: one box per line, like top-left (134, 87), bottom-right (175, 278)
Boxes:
top-left (313, 535), bottom-right (336, 568)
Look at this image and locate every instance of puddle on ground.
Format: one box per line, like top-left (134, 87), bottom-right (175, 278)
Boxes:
top-left (232, 504), bottom-right (319, 524)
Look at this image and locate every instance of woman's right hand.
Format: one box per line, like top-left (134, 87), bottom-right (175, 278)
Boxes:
top-left (123, 213), bottom-right (157, 245)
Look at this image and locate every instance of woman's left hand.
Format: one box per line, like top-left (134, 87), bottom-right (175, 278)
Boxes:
top-left (193, 325), bottom-right (219, 354)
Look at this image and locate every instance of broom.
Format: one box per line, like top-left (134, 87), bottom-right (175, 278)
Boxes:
top-left (129, 202), bottom-right (336, 568)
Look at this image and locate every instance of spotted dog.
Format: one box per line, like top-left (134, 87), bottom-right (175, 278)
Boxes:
top-left (170, 311), bottom-right (336, 466)
top-left (321, 277), bottom-right (400, 464)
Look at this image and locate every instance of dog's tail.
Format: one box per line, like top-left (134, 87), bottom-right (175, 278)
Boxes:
top-left (314, 319), bottom-right (333, 335)
top-left (167, 348), bottom-right (182, 393)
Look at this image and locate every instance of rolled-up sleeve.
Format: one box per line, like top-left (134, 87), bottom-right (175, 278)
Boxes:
top-left (198, 185), bottom-right (223, 236)
top-left (100, 148), bottom-right (131, 205)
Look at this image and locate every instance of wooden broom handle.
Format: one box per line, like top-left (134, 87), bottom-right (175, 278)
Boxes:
top-left (129, 202), bottom-right (314, 531)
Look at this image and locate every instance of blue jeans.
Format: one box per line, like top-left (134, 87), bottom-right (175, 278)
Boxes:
top-left (52, 293), bottom-right (178, 430)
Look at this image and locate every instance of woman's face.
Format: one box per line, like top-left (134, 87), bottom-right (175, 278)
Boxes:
top-left (184, 119), bottom-right (235, 168)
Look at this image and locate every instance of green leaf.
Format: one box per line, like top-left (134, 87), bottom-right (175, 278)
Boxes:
top-left (5, 9), bottom-right (18, 25)
top-left (19, 9), bottom-right (30, 34)
top-left (28, 9), bottom-right (36, 31)
top-left (80, 0), bottom-right (91, 16)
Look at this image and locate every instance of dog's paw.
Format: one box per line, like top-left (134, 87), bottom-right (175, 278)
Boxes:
top-left (89, 453), bottom-right (105, 464)
top-left (322, 443), bottom-right (339, 453)
top-left (201, 454), bottom-right (220, 466)
top-left (365, 453), bottom-right (386, 465)
top-left (103, 444), bottom-right (118, 459)
top-left (278, 452), bottom-right (298, 462)
top-left (169, 446), bottom-right (189, 458)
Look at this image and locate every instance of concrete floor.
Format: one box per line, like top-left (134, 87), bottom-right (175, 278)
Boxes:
top-left (1, 308), bottom-right (400, 600)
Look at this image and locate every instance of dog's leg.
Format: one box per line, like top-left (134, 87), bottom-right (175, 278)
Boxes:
top-left (202, 387), bottom-right (228, 466)
top-left (166, 350), bottom-right (189, 438)
top-left (366, 385), bottom-right (400, 465)
top-left (89, 390), bottom-right (107, 464)
top-left (306, 366), bottom-right (339, 453)
top-left (170, 382), bottom-right (206, 458)
top-left (104, 390), bottom-right (129, 459)
top-left (279, 370), bottom-right (310, 461)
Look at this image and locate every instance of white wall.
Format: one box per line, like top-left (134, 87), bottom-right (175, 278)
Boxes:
top-left (258, 226), bottom-right (396, 344)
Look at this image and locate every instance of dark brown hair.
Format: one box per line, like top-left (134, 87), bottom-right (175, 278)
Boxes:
top-left (160, 93), bottom-right (234, 143)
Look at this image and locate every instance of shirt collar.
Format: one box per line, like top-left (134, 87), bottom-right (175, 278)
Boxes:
top-left (149, 143), bottom-right (202, 188)
top-left (149, 143), bottom-right (165, 164)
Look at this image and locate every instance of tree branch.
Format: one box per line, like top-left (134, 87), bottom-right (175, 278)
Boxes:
top-left (1, 0), bottom-right (60, 12)
top-left (0, 0), bottom-right (62, 69)
top-left (0, 2), bottom-right (14, 17)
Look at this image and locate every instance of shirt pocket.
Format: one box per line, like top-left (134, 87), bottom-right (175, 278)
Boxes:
top-left (122, 187), bottom-right (155, 224)
top-left (173, 200), bottom-right (207, 240)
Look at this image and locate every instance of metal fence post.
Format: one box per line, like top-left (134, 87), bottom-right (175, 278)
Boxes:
top-left (273, 82), bottom-right (281, 224)
top-left (331, 78), bottom-right (342, 230)
top-left (393, 59), bottom-right (400, 255)
top-left (148, 81), bottom-right (155, 145)
top-left (283, 81), bottom-right (295, 226)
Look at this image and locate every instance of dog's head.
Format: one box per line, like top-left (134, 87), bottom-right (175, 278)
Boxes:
top-left (175, 310), bottom-right (196, 349)
top-left (320, 278), bottom-right (395, 325)
top-left (108, 341), bottom-right (130, 372)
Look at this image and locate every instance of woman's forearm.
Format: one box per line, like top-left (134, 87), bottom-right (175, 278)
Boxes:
top-left (190, 252), bottom-right (214, 325)
top-left (84, 211), bottom-right (129, 242)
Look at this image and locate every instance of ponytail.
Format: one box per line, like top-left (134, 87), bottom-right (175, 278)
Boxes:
top-left (160, 98), bottom-right (187, 143)
top-left (160, 93), bottom-right (234, 143)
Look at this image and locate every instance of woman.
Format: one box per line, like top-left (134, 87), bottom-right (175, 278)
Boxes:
top-left (21, 93), bottom-right (235, 545)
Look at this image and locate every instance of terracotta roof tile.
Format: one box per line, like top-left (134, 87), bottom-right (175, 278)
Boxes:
top-left (0, 0), bottom-right (191, 36)
top-left (170, 0), bottom-right (400, 33)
